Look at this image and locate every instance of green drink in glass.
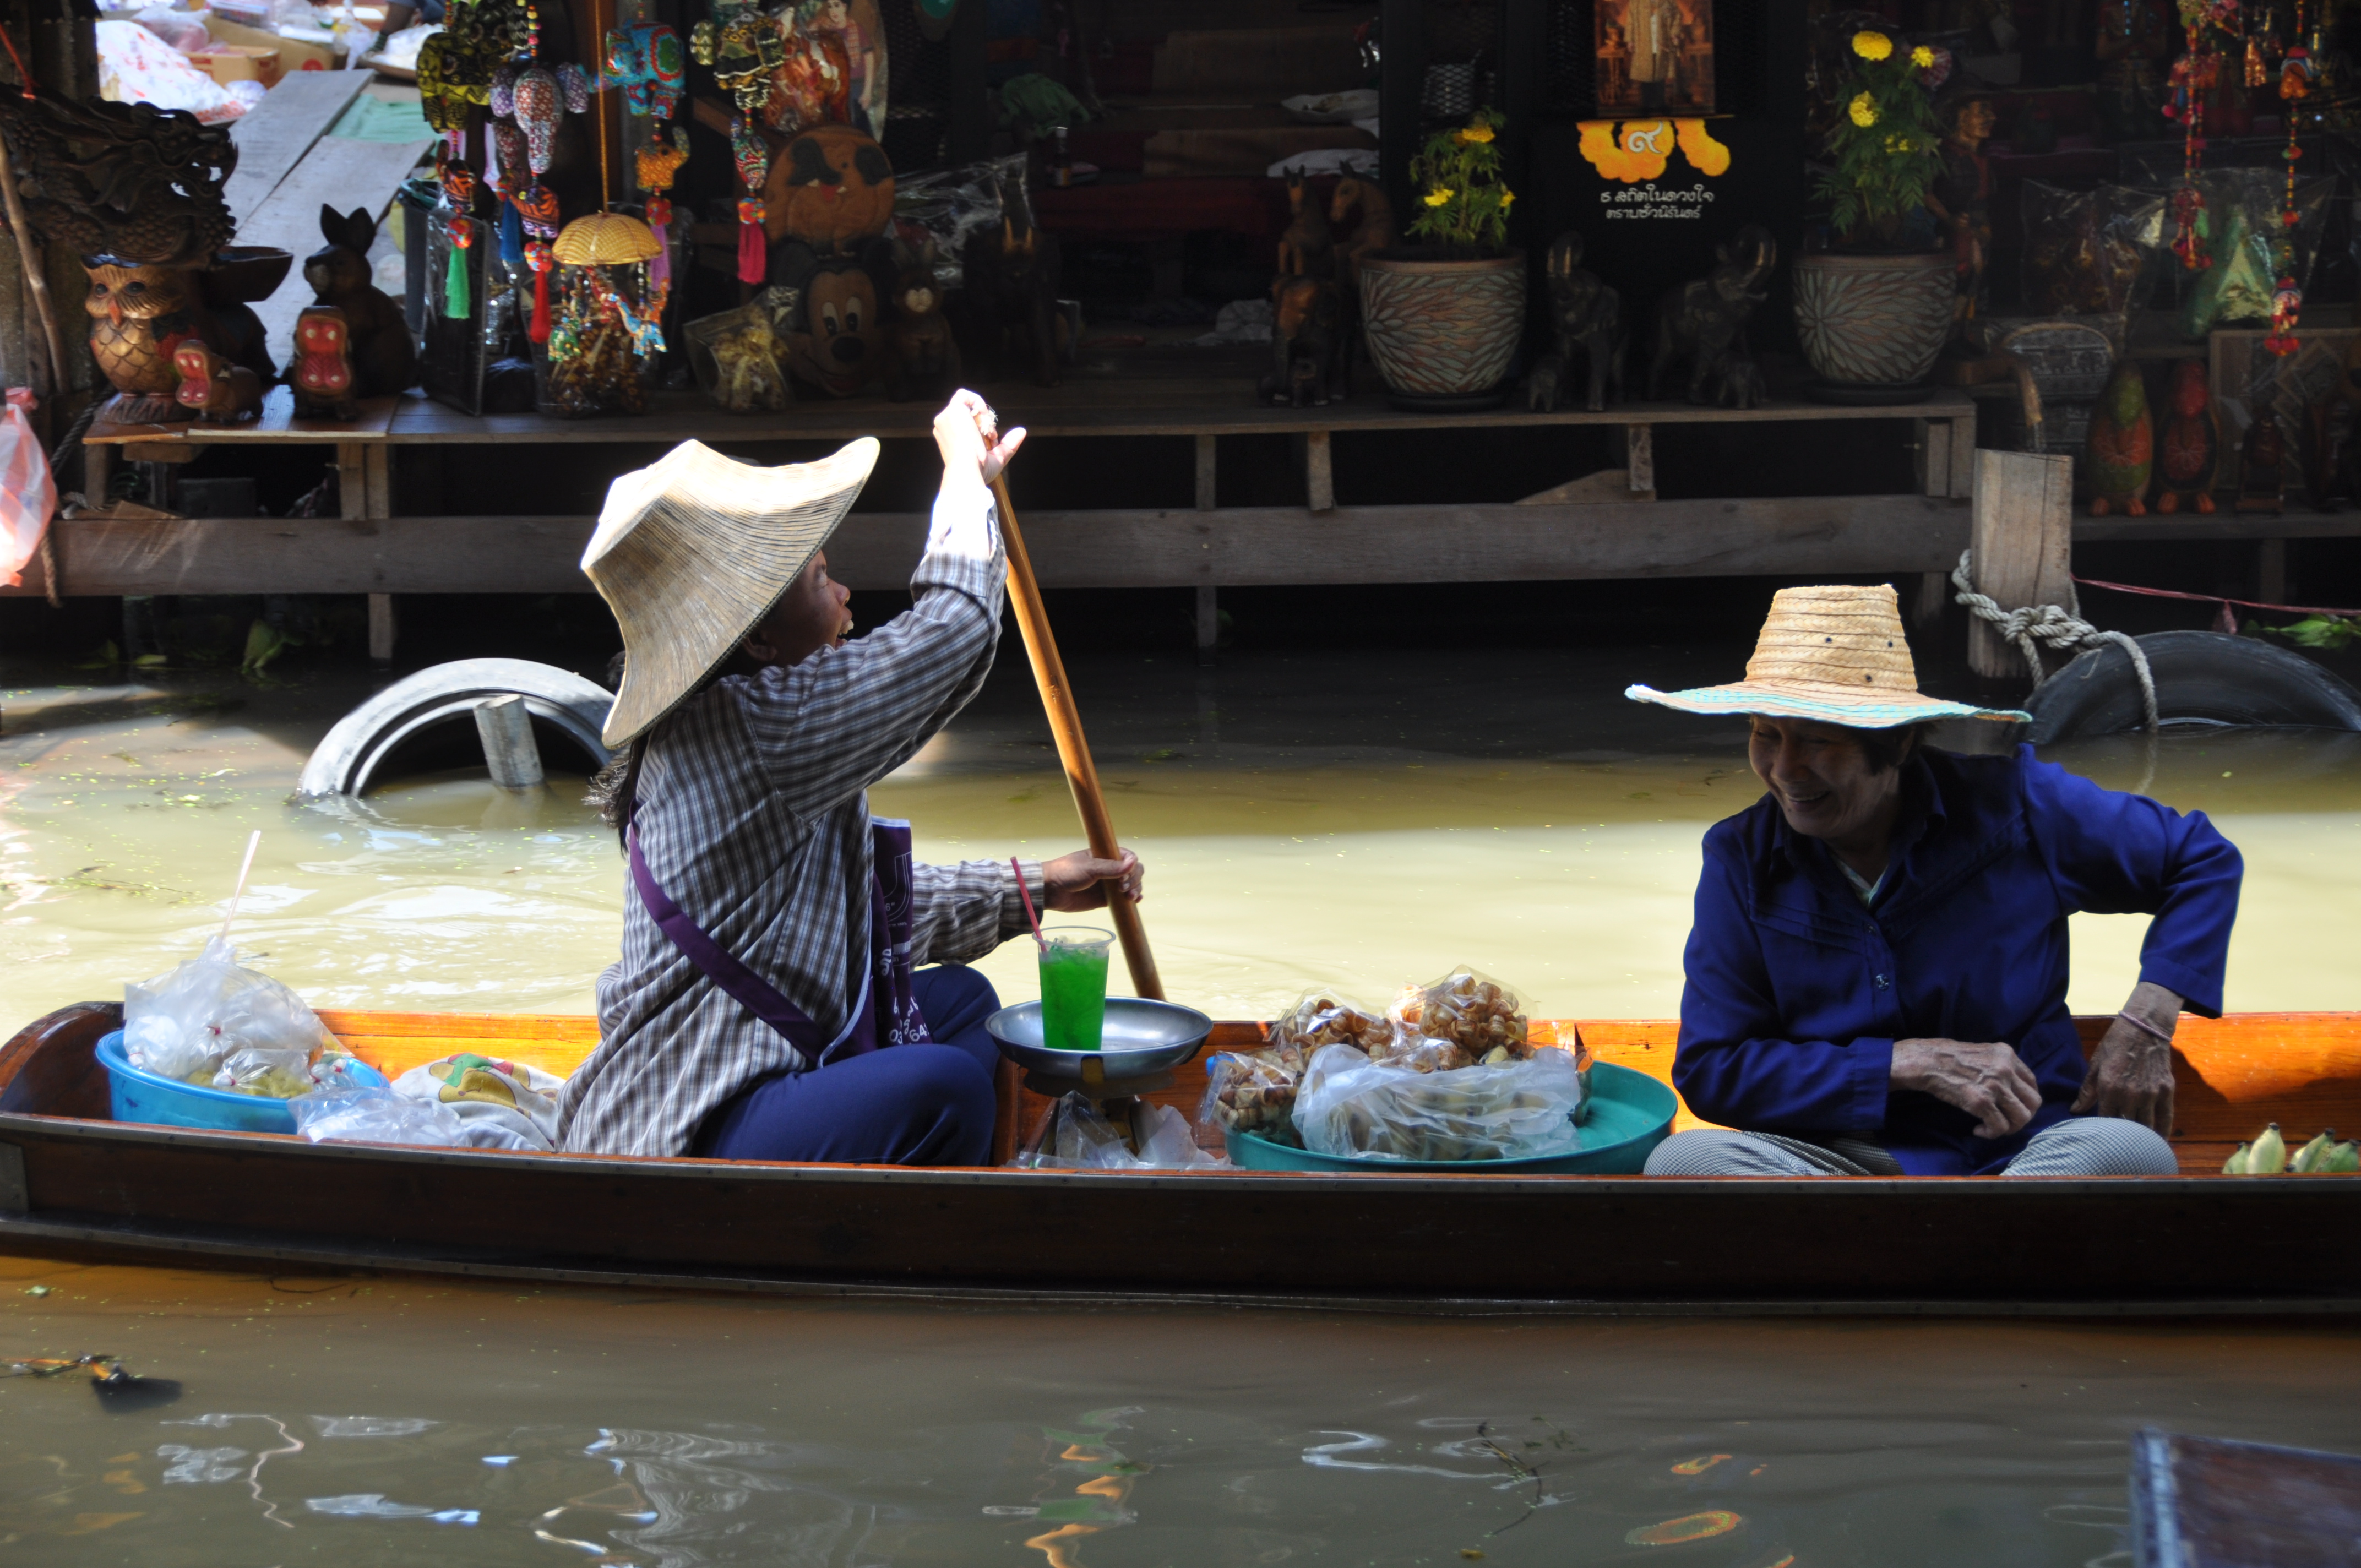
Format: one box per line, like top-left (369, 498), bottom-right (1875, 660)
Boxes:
top-left (1037, 927), bottom-right (1114, 1052)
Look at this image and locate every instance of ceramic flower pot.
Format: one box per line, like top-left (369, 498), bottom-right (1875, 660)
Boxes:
top-left (1792, 249), bottom-right (1956, 401)
top-left (1358, 248), bottom-right (1527, 411)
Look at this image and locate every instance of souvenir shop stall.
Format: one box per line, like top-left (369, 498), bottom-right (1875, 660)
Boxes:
top-left (0, 0), bottom-right (2351, 655)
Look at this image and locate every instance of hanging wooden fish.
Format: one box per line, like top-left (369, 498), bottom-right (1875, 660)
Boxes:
top-left (2086, 359), bottom-right (2153, 517)
top-left (2154, 359), bottom-right (2219, 514)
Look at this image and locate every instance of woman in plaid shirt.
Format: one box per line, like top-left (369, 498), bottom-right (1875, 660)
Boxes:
top-left (562, 391), bottom-right (1144, 1163)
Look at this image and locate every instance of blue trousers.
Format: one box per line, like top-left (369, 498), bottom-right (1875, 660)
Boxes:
top-left (694, 966), bottom-right (1003, 1165)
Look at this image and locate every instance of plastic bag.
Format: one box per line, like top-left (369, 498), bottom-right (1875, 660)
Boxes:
top-left (0, 390), bottom-right (56, 590)
top-left (1292, 1041), bottom-right (1584, 1163)
top-left (291, 1087), bottom-right (470, 1148)
top-left (1019, 1092), bottom-right (1223, 1170)
top-left (2020, 183), bottom-right (2164, 318)
top-left (682, 300), bottom-right (792, 413)
top-left (124, 935), bottom-right (337, 1085)
top-left (213, 1047), bottom-right (318, 1099)
top-left (1198, 1046), bottom-right (1307, 1143)
top-left (2174, 172), bottom-right (2334, 339)
top-left (95, 20), bottom-right (248, 123)
top-left (1270, 989), bottom-right (1391, 1055)
top-left (893, 152), bottom-right (1029, 291)
top-left (1387, 966), bottom-right (1532, 1065)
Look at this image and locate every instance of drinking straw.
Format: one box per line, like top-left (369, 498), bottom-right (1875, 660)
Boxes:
top-left (218, 830), bottom-right (261, 945)
top-left (1011, 855), bottom-right (1046, 950)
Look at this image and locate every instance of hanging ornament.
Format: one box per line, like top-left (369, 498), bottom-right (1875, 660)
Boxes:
top-left (446, 214), bottom-right (475, 319)
top-left (732, 114), bottom-right (771, 285)
top-left (525, 239), bottom-right (555, 344)
top-left (2167, 0), bottom-right (2242, 271)
top-left (603, 23), bottom-right (686, 117)
top-left (635, 124), bottom-right (688, 299)
top-left (543, 0), bottom-right (666, 416)
top-left (437, 132), bottom-right (480, 321)
top-left (514, 65), bottom-right (561, 171)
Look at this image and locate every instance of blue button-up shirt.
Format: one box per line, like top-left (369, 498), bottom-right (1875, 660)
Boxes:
top-left (1675, 744), bottom-right (2242, 1174)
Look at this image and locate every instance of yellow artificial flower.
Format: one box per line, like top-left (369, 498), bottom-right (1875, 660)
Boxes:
top-left (1911, 44), bottom-right (1935, 68)
top-left (1499, 188), bottom-right (1516, 210)
top-left (1852, 30), bottom-right (1892, 61)
top-left (1424, 187), bottom-right (1454, 206)
top-left (1849, 91), bottom-right (1878, 128)
top-left (1457, 122), bottom-right (1497, 144)
top-left (1884, 134), bottom-right (1914, 153)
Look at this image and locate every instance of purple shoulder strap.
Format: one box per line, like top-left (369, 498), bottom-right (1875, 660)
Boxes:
top-left (627, 826), bottom-right (859, 1059)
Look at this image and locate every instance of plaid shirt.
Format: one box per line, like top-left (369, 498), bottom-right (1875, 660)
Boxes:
top-left (558, 481), bottom-right (1042, 1157)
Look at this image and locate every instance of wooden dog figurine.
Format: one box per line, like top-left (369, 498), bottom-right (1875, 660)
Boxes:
top-left (172, 342), bottom-right (264, 424)
top-left (1277, 167), bottom-right (1334, 279)
top-left (886, 248), bottom-right (961, 402)
top-left (303, 204), bottom-right (416, 399)
top-left (1539, 229), bottom-right (1625, 412)
top-left (961, 173), bottom-right (1063, 386)
top-left (1262, 274), bottom-right (1341, 407)
top-left (1647, 225), bottom-right (1777, 404)
top-left (290, 305), bottom-right (357, 421)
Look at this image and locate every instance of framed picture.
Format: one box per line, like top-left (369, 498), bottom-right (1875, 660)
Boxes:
top-left (1595, 0), bottom-right (1715, 117)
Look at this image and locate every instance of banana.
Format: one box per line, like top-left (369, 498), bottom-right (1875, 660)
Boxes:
top-left (2251, 1123), bottom-right (2288, 1175)
top-left (2325, 1140), bottom-right (2360, 1175)
top-left (2222, 1142), bottom-right (2251, 1175)
top-left (2291, 1130), bottom-right (2335, 1174)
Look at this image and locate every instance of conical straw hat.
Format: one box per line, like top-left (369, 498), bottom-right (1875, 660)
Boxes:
top-left (584, 437), bottom-right (880, 747)
top-left (1624, 584), bottom-right (2029, 727)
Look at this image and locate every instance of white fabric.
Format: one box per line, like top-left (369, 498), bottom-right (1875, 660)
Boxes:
top-left (96, 20), bottom-right (251, 123)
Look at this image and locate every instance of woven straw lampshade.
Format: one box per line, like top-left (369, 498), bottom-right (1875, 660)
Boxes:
top-left (553, 210), bottom-right (664, 266)
top-left (1625, 585), bottom-right (2029, 727)
top-left (584, 437), bottom-right (880, 747)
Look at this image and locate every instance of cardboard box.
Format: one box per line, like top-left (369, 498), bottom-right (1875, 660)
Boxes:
top-left (205, 17), bottom-right (344, 73)
top-left (190, 43), bottom-right (281, 88)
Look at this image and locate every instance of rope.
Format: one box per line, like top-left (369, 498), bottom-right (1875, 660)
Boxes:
top-left (1949, 549), bottom-right (2159, 733)
top-left (35, 399), bottom-right (99, 609)
top-left (2075, 574), bottom-right (2361, 622)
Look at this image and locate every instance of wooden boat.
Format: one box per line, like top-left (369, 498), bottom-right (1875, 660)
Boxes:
top-left (3, 1001), bottom-right (2357, 1313)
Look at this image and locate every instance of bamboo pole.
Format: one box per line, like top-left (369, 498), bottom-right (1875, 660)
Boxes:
top-left (0, 134), bottom-right (68, 399)
top-left (989, 471), bottom-right (1163, 1001)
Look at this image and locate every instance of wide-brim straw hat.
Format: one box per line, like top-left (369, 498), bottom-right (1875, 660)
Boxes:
top-left (1625, 584), bottom-right (2030, 727)
top-left (584, 437), bottom-right (880, 748)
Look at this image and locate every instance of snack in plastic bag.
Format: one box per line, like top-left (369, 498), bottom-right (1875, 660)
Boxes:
top-left (1389, 966), bottom-right (1531, 1064)
top-left (123, 935), bottom-right (337, 1086)
top-left (1270, 989), bottom-right (1392, 1055)
top-left (1292, 1041), bottom-right (1584, 1163)
top-left (1198, 1046), bottom-right (1307, 1143)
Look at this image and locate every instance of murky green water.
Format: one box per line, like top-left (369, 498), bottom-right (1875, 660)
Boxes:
top-left (5, 645), bottom-right (2360, 1561)
top-left (5, 1257), bottom-right (2360, 1567)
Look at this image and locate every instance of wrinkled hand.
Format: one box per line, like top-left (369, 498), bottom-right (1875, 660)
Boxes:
top-left (1041, 847), bottom-right (1144, 912)
top-left (933, 388), bottom-right (1025, 486)
top-left (2071, 983), bottom-right (2182, 1134)
top-left (1892, 1037), bottom-right (2042, 1140)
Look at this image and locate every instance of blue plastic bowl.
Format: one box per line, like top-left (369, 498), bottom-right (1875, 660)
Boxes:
top-left (96, 1029), bottom-right (335, 1135)
top-left (1224, 1059), bottom-right (1677, 1174)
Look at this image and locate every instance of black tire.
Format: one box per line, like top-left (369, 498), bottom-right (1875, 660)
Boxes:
top-left (2024, 630), bottom-right (2361, 744)
top-left (296, 658), bottom-right (615, 798)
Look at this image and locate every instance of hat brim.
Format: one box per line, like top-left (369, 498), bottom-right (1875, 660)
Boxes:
top-left (593, 438), bottom-right (880, 749)
top-left (1624, 682), bottom-right (2029, 727)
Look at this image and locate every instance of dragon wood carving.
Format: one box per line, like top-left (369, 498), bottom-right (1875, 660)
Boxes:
top-left (0, 90), bottom-right (236, 268)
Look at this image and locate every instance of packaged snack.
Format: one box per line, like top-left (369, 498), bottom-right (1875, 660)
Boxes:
top-left (1269, 989), bottom-right (1392, 1055)
top-left (1198, 1045), bottom-right (1308, 1143)
top-left (1291, 1041), bottom-right (1584, 1163)
top-left (1389, 967), bottom-right (1531, 1063)
top-left (123, 935), bottom-right (338, 1086)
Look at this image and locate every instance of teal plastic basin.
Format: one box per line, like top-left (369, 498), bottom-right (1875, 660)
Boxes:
top-left (96, 1029), bottom-right (304, 1135)
top-left (1225, 1059), bottom-right (1677, 1174)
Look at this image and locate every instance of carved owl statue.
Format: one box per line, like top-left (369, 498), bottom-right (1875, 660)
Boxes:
top-left (85, 260), bottom-right (203, 423)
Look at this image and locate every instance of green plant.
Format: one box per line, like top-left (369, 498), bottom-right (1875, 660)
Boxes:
top-left (1406, 108), bottom-right (1514, 255)
top-left (2250, 613), bottom-right (2361, 650)
top-left (1814, 29), bottom-right (1945, 248)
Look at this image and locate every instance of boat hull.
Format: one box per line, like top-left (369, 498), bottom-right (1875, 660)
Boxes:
top-left (5, 1002), bottom-right (2358, 1312)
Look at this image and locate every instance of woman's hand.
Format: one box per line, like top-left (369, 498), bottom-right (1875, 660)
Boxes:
top-left (1041, 847), bottom-right (1144, 912)
top-left (1892, 1037), bottom-right (2042, 1140)
top-left (933, 389), bottom-right (1025, 487)
top-left (2071, 981), bottom-right (2181, 1135)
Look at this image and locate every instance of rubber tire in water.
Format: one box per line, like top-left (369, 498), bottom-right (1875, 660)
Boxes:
top-left (295, 657), bottom-right (616, 797)
top-left (2023, 630), bottom-right (2361, 744)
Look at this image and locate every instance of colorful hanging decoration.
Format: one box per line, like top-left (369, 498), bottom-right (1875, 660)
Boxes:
top-left (525, 239), bottom-right (556, 344)
top-left (436, 133), bottom-right (481, 320)
top-left (732, 115), bottom-right (771, 284)
top-left (603, 23), bottom-right (686, 117)
top-left (635, 125), bottom-right (689, 298)
top-left (545, 0), bottom-right (666, 416)
top-left (2164, 0), bottom-right (2241, 271)
top-left (2268, 7), bottom-right (2316, 356)
top-left (706, 0), bottom-right (786, 114)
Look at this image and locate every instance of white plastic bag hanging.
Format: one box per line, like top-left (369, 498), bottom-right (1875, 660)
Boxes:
top-left (0, 389), bottom-right (56, 589)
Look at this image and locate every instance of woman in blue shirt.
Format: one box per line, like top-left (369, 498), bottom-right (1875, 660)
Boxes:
top-left (1625, 585), bottom-right (2241, 1177)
